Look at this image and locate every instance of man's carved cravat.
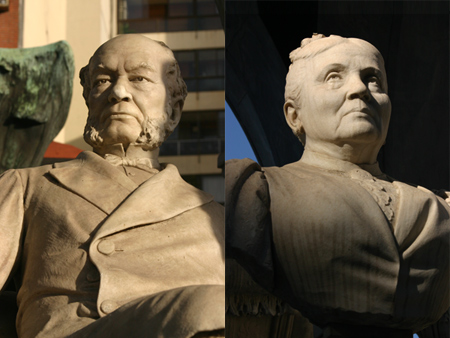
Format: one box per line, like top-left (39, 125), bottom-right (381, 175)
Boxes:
top-left (104, 153), bottom-right (160, 172)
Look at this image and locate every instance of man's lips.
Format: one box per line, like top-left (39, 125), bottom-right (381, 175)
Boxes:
top-left (101, 111), bottom-right (141, 124)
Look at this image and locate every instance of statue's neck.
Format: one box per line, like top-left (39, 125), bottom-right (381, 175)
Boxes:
top-left (303, 140), bottom-right (381, 166)
top-left (94, 143), bottom-right (160, 163)
top-left (300, 149), bottom-right (383, 177)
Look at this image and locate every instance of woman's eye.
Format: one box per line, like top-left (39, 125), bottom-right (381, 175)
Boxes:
top-left (367, 76), bottom-right (383, 90)
top-left (326, 72), bottom-right (341, 81)
top-left (368, 76), bottom-right (380, 85)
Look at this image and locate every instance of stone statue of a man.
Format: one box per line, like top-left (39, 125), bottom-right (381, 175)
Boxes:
top-left (0, 34), bottom-right (225, 338)
top-left (226, 34), bottom-right (449, 337)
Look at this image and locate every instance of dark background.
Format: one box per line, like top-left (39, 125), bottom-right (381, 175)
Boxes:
top-left (226, 0), bottom-right (449, 190)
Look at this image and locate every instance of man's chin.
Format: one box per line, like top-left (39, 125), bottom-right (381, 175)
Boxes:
top-left (84, 124), bottom-right (166, 153)
top-left (101, 128), bottom-right (141, 145)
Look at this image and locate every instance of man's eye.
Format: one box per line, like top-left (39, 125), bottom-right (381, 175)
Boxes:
top-left (94, 79), bottom-right (110, 86)
top-left (132, 76), bottom-right (146, 82)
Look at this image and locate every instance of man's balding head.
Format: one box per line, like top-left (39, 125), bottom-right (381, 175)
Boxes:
top-left (79, 34), bottom-right (187, 153)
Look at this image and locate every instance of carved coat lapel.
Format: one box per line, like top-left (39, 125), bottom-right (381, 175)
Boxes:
top-left (48, 151), bottom-right (138, 214)
top-left (48, 151), bottom-right (214, 239)
top-left (93, 162), bottom-right (214, 240)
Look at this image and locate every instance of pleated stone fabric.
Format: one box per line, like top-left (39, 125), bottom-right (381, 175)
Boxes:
top-left (226, 155), bottom-right (450, 332)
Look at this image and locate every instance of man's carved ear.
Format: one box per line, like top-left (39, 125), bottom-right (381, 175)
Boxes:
top-left (284, 99), bottom-right (304, 135)
top-left (168, 99), bottom-right (183, 130)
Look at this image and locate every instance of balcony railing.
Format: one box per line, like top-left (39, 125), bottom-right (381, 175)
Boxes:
top-left (160, 138), bottom-right (224, 156)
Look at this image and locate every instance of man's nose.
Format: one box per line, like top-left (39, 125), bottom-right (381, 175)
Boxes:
top-left (346, 74), bottom-right (370, 101)
top-left (108, 79), bottom-right (132, 103)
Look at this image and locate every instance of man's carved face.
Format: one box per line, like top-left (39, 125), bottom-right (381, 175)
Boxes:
top-left (295, 40), bottom-right (391, 150)
top-left (86, 35), bottom-right (175, 151)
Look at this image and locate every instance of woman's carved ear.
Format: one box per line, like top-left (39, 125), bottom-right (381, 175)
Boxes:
top-left (284, 99), bottom-right (304, 135)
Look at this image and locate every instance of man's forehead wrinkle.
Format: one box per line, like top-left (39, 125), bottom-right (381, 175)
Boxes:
top-left (90, 61), bottom-right (117, 77)
top-left (125, 62), bottom-right (156, 72)
top-left (89, 61), bottom-right (106, 76)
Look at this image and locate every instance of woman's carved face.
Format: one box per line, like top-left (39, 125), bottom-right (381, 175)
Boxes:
top-left (295, 41), bottom-right (391, 152)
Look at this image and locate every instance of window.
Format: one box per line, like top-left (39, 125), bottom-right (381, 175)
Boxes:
top-left (160, 110), bottom-right (224, 156)
top-left (174, 49), bottom-right (224, 92)
top-left (118, 0), bottom-right (222, 34)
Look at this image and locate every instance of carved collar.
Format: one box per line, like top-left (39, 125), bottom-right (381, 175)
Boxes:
top-left (96, 143), bottom-right (160, 171)
top-left (299, 149), bottom-right (384, 178)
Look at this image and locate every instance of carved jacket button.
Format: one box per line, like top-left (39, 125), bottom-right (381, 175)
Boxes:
top-left (97, 240), bottom-right (115, 255)
top-left (77, 303), bottom-right (99, 318)
top-left (100, 300), bottom-right (118, 314)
